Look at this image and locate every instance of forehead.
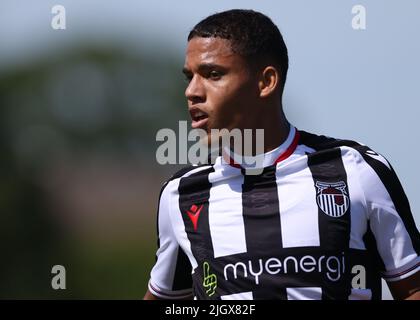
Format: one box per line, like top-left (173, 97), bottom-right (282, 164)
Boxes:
top-left (184, 37), bottom-right (239, 67)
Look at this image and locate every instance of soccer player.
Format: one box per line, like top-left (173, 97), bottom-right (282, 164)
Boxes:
top-left (144, 9), bottom-right (419, 300)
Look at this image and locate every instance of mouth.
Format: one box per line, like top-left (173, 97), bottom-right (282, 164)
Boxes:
top-left (189, 108), bottom-right (209, 129)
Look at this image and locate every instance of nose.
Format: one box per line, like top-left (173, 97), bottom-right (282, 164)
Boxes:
top-left (185, 75), bottom-right (205, 103)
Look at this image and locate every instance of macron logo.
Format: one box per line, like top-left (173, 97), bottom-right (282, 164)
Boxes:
top-left (365, 150), bottom-right (391, 170)
top-left (186, 204), bottom-right (203, 231)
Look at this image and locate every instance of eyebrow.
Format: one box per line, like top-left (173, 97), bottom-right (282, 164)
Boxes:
top-left (182, 63), bottom-right (226, 75)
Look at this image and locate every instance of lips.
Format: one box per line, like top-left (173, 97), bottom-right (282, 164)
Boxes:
top-left (189, 108), bottom-right (209, 129)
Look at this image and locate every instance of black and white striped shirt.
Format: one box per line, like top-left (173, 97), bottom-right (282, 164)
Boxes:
top-left (148, 126), bottom-right (419, 300)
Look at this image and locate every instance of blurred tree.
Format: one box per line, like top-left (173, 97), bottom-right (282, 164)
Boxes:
top-left (0, 44), bottom-right (186, 298)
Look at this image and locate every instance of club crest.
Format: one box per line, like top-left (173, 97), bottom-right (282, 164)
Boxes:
top-left (315, 181), bottom-right (349, 217)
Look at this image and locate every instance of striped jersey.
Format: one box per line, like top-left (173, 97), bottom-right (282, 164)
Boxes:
top-left (148, 126), bottom-right (420, 300)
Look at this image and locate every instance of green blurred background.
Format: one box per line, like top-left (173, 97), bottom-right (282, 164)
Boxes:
top-left (0, 39), bottom-right (189, 299)
top-left (0, 2), bottom-right (190, 298)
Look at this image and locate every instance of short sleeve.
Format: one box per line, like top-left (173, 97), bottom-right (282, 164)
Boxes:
top-left (355, 146), bottom-right (420, 282)
top-left (148, 181), bottom-right (193, 299)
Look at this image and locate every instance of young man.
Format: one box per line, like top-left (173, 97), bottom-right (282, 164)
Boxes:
top-left (144, 9), bottom-right (419, 300)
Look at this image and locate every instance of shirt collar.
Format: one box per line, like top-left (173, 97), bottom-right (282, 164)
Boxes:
top-left (222, 126), bottom-right (300, 169)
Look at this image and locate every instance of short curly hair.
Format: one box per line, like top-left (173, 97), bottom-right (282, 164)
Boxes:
top-left (188, 9), bottom-right (289, 91)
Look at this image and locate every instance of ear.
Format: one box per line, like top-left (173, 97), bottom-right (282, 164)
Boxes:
top-left (258, 66), bottom-right (279, 98)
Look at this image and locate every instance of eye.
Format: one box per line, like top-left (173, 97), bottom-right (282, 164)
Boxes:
top-left (209, 70), bottom-right (222, 80)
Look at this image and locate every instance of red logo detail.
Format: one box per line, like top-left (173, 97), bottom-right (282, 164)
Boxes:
top-left (186, 204), bottom-right (203, 231)
top-left (324, 187), bottom-right (344, 205)
top-left (334, 195), bottom-right (344, 205)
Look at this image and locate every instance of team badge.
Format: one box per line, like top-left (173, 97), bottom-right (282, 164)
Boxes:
top-left (315, 181), bottom-right (349, 217)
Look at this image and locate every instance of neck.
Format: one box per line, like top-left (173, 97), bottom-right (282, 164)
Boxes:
top-left (227, 104), bottom-right (290, 156)
top-left (260, 107), bottom-right (290, 153)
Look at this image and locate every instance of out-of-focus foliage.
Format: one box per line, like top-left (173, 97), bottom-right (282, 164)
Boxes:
top-left (0, 45), bottom-right (187, 298)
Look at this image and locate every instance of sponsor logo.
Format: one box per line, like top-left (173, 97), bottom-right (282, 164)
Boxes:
top-left (203, 262), bottom-right (217, 297)
top-left (223, 253), bottom-right (345, 285)
top-left (315, 181), bottom-right (349, 217)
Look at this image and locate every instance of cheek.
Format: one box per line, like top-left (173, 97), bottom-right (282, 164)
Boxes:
top-left (212, 78), bottom-right (256, 110)
top-left (208, 89), bottom-right (238, 123)
top-left (204, 73), bottom-right (258, 129)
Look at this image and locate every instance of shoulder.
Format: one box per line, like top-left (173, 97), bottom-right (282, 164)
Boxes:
top-left (298, 129), bottom-right (391, 168)
top-left (298, 130), bottom-right (363, 152)
top-left (159, 164), bottom-right (214, 197)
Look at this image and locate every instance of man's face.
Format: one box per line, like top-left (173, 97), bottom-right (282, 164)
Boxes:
top-left (183, 37), bottom-right (259, 138)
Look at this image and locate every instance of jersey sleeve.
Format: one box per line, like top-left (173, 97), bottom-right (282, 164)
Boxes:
top-left (355, 146), bottom-right (420, 282)
top-left (148, 180), bottom-right (193, 299)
